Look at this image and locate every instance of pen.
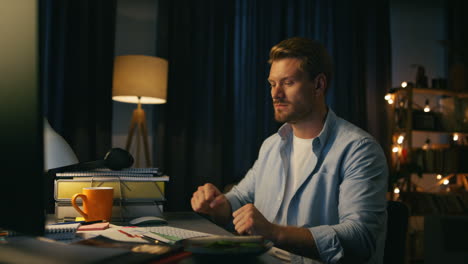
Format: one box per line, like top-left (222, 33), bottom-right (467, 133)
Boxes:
top-left (137, 235), bottom-right (160, 244)
top-left (118, 229), bottom-right (136, 238)
top-left (54, 220), bottom-right (106, 225)
top-left (141, 234), bottom-right (170, 245)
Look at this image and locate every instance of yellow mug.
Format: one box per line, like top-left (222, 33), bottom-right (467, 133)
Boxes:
top-left (71, 187), bottom-right (114, 222)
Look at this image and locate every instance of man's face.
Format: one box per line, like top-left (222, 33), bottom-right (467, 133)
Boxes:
top-left (268, 58), bottom-right (317, 124)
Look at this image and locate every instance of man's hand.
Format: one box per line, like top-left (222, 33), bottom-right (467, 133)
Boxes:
top-left (233, 203), bottom-right (319, 259)
top-left (191, 183), bottom-right (231, 225)
top-left (232, 203), bottom-right (275, 238)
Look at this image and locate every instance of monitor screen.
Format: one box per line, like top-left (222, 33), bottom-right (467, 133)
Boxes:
top-left (0, 0), bottom-right (45, 235)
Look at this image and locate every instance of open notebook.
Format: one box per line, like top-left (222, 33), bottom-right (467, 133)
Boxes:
top-left (44, 223), bottom-right (81, 240)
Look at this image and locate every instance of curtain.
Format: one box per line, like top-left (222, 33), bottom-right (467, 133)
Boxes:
top-left (42, 0), bottom-right (116, 162)
top-left (328, 1), bottom-right (392, 156)
top-left (155, 0), bottom-right (236, 211)
top-left (157, 0), bottom-right (392, 211)
top-left (446, 0), bottom-right (468, 92)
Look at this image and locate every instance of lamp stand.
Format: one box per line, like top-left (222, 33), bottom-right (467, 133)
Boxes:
top-left (126, 102), bottom-right (151, 167)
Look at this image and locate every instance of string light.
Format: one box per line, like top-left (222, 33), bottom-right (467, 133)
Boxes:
top-left (392, 146), bottom-right (400, 153)
top-left (422, 138), bottom-right (431, 150)
top-left (401, 82), bottom-right (407, 88)
top-left (393, 187), bottom-right (400, 194)
top-left (436, 174), bottom-right (442, 180)
top-left (384, 93), bottom-right (395, 105)
top-left (384, 88), bottom-right (397, 105)
top-left (453, 133), bottom-right (459, 141)
top-left (424, 99), bottom-right (430, 112)
top-left (397, 135), bottom-right (404, 144)
top-left (443, 179), bottom-right (449, 185)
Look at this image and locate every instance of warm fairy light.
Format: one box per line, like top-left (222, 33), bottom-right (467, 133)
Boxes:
top-left (401, 82), bottom-right (407, 88)
top-left (394, 187), bottom-right (400, 194)
top-left (424, 99), bottom-right (430, 112)
top-left (422, 138), bottom-right (431, 150)
top-left (453, 133), bottom-right (459, 141)
top-left (397, 135), bottom-right (404, 144)
top-left (436, 174), bottom-right (442, 180)
top-left (384, 93), bottom-right (394, 105)
top-left (443, 179), bottom-right (449, 185)
top-left (392, 146), bottom-right (400, 153)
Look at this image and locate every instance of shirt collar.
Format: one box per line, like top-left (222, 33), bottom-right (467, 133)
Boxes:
top-left (277, 108), bottom-right (337, 148)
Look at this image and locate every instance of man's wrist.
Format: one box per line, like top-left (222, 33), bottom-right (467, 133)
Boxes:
top-left (210, 199), bottom-right (232, 226)
top-left (269, 223), bottom-right (283, 244)
top-left (271, 225), bottom-right (320, 260)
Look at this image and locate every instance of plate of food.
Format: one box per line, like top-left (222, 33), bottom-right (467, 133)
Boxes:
top-left (181, 235), bottom-right (273, 256)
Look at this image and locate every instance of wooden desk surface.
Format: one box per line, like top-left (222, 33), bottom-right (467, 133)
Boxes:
top-left (41, 212), bottom-right (285, 263)
top-left (161, 212), bottom-right (284, 264)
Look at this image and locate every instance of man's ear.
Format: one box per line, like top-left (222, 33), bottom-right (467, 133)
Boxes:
top-left (314, 73), bottom-right (327, 96)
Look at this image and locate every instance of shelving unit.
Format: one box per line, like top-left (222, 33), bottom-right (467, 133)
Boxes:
top-left (386, 86), bottom-right (468, 194)
top-left (387, 86), bottom-right (468, 263)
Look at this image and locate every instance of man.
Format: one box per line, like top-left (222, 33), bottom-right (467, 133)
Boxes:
top-left (191, 37), bottom-right (388, 263)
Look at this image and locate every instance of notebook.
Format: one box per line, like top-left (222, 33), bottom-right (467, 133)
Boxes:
top-left (45, 223), bottom-right (81, 240)
top-left (54, 167), bottom-right (164, 178)
top-left (78, 222), bottom-right (109, 231)
top-left (54, 178), bottom-right (167, 201)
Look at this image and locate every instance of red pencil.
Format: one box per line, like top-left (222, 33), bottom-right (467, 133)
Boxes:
top-left (118, 229), bottom-right (135, 238)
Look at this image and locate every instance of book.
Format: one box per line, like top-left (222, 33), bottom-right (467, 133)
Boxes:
top-left (54, 167), bottom-right (163, 178)
top-left (54, 176), bottom-right (168, 202)
top-left (0, 236), bottom-right (150, 264)
top-left (55, 201), bottom-right (164, 222)
top-left (78, 222), bottom-right (110, 231)
top-left (45, 223), bottom-right (81, 240)
top-left (73, 235), bottom-right (183, 261)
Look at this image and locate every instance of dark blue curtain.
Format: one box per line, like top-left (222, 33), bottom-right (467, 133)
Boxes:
top-left (446, 0), bottom-right (468, 92)
top-left (42, 0), bottom-right (116, 162)
top-left (157, 0), bottom-right (392, 211)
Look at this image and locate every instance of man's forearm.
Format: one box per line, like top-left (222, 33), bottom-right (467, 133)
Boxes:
top-left (270, 224), bottom-right (320, 260)
top-left (209, 200), bottom-right (233, 226)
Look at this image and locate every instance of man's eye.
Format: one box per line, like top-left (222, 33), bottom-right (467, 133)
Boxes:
top-left (284, 81), bottom-right (293, 86)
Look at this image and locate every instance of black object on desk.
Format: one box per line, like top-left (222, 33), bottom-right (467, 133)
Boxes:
top-left (1, 212), bottom-right (283, 264)
top-left (0, 236), bottom-right (156, 264)
top-left (162, 212), bottom-right (282, 263)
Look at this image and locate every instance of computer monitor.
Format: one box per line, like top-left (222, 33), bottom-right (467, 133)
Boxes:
top-left (0, 0), bottom-right (45, 235)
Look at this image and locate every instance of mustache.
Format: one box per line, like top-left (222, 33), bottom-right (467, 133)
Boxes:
top-left (273, 99), bottom-right (289, 104)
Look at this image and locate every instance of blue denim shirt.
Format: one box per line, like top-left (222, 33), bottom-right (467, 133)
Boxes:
top-left (225, 109), bottom-right (388, 263)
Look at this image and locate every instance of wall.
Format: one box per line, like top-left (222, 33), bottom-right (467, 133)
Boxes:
top-left (112, 0), bottom-right (159, 167)
top-left (390, 0), bottom-right (446, 88)
top-left (390, 0), bottom-right (449, 191)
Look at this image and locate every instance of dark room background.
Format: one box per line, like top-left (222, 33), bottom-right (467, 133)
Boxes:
top-left (155, 0), bottom-right (391, 211)
top-left (43, 0), bottom-right (466, 211)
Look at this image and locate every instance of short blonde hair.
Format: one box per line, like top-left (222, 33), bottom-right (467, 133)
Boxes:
top-left (269, 37), bottom-right (333, 83)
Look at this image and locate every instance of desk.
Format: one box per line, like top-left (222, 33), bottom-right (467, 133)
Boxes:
top-left (0, 212), bottom-right (284, 264)
top-left (156, 212), bottom-right (284, 264)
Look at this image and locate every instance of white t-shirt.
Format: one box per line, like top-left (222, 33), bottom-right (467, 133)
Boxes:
top-left (274, 134), bottom-right (315, 225)
top-left (290, 135), bottom-right (314, 190)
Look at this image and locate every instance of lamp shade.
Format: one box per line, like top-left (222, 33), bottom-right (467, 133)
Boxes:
top-left (113, 55), bottom-right (168, 104)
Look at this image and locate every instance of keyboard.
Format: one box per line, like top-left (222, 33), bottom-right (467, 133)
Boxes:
top-left (143, 226), bottom-right (212, 241)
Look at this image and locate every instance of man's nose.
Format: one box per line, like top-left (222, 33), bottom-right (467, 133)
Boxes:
top-left (271, 85), bottom-right (284, 99)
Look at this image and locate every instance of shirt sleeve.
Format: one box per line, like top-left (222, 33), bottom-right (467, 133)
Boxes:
top-left (225, 159), bottom-right (257, 212)
top-left (309, 138), bottom-right (388, 263)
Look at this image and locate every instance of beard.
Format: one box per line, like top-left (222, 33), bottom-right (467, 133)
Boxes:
top-left (273, 100), bottom-right (314, 124)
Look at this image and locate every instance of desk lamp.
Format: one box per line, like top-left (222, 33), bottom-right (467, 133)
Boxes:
top-left (112, 55), bottom-right (168, 167)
